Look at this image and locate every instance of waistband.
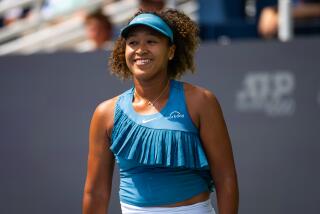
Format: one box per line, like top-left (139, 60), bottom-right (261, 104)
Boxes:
top-left (120, 199), bottom-right (216, 214)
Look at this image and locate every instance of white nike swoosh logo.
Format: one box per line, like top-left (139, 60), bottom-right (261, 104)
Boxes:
top-left (141, 117), bottom-right (160, 124)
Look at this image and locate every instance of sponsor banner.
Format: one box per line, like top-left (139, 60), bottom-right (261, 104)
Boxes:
top-left (235, 70), bottom-right (295, 116)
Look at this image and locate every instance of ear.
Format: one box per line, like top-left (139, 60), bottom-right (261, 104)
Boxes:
top-left (168, 44), bottom-right (176, 60)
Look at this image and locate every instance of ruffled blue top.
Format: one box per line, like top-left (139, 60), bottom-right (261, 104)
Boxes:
top-left (110, 79), bottom-right (214, 207)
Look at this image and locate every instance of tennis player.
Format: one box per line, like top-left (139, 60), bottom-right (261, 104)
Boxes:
top-left (83, 9), bottom-right (239, 214)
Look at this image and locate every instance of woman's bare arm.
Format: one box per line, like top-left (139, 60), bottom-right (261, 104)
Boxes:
top-left (82, 99), bottom-right (117, 214)
top-left (200, 90), bottom-right (239, 214)
top-left (185, 84), bottom-right (239, 214)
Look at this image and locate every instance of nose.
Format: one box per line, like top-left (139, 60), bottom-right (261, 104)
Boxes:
top-left (135, 42), bottom-right (148, 55)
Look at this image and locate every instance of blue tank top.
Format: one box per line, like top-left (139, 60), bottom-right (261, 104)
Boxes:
top-left (110, 79), bottom-right (214, 207)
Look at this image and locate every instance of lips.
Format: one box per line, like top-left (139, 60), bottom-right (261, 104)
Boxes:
top-left (134, 58), bottom-right (152, 66)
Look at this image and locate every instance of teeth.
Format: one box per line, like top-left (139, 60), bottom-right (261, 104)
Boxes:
top-left (135, 59), bottom-right (151, 65)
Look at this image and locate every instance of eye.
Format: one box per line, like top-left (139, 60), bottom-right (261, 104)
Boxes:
top-left (147, 40), bottom-right (157, 44)
top-left (127, 40), bottom-right (138, 46)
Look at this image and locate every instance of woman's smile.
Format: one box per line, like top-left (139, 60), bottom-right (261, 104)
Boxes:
top-left (134, 58), bottom-right (152, 66)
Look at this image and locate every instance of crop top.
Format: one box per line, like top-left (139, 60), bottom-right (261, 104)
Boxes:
top-left (110, 79), bottom-right (214, 207)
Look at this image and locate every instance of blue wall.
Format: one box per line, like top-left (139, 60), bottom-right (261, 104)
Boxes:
top-left (1, 37), bottom-right (320, 214)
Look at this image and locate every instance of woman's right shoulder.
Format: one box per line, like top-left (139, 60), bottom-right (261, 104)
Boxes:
top-left (93, 95), bottom-right (120, 120)
top-left (94, 88), bottom-right (132, 115)
top-left (90, 95), bottom-right (121, 139)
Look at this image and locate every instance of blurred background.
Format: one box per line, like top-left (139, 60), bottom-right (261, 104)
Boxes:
top-left (0, 0), bottom-right (319, 214)
top-left (0, 0), bottom-right (319, 54)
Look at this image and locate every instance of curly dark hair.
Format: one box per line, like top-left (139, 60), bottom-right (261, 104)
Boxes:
top-left (108, 9), bottom-right (200, 79)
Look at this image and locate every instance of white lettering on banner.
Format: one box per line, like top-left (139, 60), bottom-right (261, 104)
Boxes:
top-left (235, 71), bottom-right (295, 116)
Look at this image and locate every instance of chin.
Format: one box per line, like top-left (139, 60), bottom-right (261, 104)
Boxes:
top-left (132, 70), bottom-right (157, 82)
top-left (132, 68), bottom-right (150, 76)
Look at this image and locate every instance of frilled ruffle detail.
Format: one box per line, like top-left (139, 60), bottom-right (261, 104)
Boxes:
top-left (111, 106), bottom-right (210, 170)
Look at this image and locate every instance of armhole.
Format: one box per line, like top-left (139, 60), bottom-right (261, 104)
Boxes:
top-left (180, 82), bottom-right (199, 132)
top-left (108, 96), bottom-right (121, 145)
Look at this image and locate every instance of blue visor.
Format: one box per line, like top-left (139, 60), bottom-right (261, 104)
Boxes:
top-left (121, 13), bottom-right (174, 43)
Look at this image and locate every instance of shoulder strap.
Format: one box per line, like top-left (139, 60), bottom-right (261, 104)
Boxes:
top-left (116, 88), bottom-right (133, 110)
top-left (167, 80), bottom-right (198, 133)
top-left (113, 88), bottom-right (133, 122)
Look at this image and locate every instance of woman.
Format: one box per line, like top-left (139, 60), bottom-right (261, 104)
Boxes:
top-left (83, 9), bottom-right (239, 214)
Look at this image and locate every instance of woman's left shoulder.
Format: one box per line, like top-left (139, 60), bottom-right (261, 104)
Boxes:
top-left (181, 81), bottom-right (222, 128)
top-left (182, 81), bottom-right (219, 108)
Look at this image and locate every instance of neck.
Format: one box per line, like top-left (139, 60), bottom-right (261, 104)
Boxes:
top-left (133, 76), bottom-right (170, 102)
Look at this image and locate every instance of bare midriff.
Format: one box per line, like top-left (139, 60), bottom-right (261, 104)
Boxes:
top-left (156, 191), bottom-right (210, 207)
